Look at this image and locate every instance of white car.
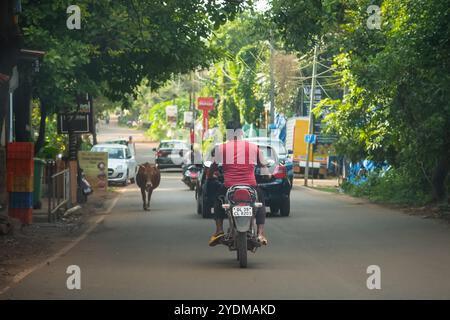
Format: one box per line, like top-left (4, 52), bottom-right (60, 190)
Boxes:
top-left (91, 143), bottom-right (137, 186)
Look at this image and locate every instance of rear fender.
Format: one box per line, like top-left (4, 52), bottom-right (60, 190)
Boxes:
top-left (234, 216), bottom-right (252, 232)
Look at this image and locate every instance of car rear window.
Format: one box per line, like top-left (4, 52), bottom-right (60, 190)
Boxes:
top-left (258, 145), bottom-right (278, 162)
top-left (92, 147), bottom-right (125, 159)
top-left (247, 139), bottom-right (286, 156)
top-left (159, 142), bottom-right (187, 149)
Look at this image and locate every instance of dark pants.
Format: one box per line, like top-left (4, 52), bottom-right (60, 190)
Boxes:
top-left (210, 181), bottom-right (266, 225)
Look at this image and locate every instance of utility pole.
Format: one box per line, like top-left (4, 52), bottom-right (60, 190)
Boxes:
top-left (269, 29), bottom-right (275, 128)
top-left (190, 72), bottom-right (194, 164)
top-left (304, 45), bottom-right (318, 186)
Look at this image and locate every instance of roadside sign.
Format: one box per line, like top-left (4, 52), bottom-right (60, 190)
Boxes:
top-left (78, 151), bottom-right (108, 195)
top-left (76, 94), bottom-right (91, 113)
top-left (184, 111), bottom-right (193, 128)
top-left (166, 105), bottom-right (178, 127)
top-left (303, 86), bottom-right (322, 102)
top-left (317, 135), bottom-right (337, 144)
top-left (58, 93), bottom-right (94, 134)
top-left (303, 86), bottom-right (322, 116)
top-left (57, 113), bottom-right (92, 134)
top-left (197, 97), bottom-right (215, 111)
top-left (304, 134), bottom-right (317, 144)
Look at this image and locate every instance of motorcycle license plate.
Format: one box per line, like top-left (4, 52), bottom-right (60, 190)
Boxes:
top-left (232, 206), bottom-right (253, 217)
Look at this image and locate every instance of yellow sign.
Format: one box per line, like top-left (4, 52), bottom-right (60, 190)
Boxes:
top-left (78, 151), bottom-right (109, 194)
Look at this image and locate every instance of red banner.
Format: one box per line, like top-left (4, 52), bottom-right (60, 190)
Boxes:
top-left (197, 97), bottom-right (215, 111)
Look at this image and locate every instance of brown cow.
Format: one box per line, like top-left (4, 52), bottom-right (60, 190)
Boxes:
top-left (136, 162), bottom-right (161, 211)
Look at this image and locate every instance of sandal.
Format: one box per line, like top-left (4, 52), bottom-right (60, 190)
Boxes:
top-left (257, 234), bottom-right (268, 245)
top-left (209, 232), bottom-right (225, 246)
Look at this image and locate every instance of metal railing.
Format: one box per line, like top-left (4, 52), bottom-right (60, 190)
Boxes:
top-left (47, 161), bottom-right (70, 222)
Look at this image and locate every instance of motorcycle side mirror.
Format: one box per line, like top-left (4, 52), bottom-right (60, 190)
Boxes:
top-left (288, 149), bottom-right (293, 155)
top-left (152, 148), bottom-right (157, 152)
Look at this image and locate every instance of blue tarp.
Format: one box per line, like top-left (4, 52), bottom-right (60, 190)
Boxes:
top-left (269, 113), bottom-right (287, 143)
top-left (347, 160), bottom-right (391, 185)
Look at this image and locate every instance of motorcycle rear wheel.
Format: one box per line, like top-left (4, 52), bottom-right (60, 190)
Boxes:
top-left (237, 232), bottom-right (248, 268)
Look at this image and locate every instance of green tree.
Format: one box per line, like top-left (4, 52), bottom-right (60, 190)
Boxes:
top-left (200, 11), bottom-right (273, 129)
top-left (20, 0), bottom-right (249, 154)
top-left (273, 0), bottom-right (450, 202)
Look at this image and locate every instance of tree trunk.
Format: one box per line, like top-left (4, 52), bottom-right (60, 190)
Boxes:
top-left (431, 155), bottom-right (449, 203)
top-left (34, 99), bottom-right (47, 156)
top-left (92, 114), bottom-right (98, 145)
top-left (13, 75), bottom-right (32, 142)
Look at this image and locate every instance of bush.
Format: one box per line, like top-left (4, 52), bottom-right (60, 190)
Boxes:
top-left (342, 168), bottom-right (431, 206)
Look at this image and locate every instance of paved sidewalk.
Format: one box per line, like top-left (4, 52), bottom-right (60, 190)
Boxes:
top-left (293, 177), bottom-right (340, 188)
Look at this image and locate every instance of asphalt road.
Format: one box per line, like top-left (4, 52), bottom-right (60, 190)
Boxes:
top-left (2, 122), bottom-right (450, 299)
top-left (96, 115), bottom-right (153, 144)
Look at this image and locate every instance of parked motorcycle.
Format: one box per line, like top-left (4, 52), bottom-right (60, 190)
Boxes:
top-left (77, 170), bottom-right (93, 203)
top-left (182, 164), bottom-right (201, 190)
top-left (219, 185), bottom-right (263, 268)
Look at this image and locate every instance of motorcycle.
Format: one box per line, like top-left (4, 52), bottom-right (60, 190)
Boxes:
top-left (77, 170), bottom-right (93, 203)
top-left (219, 185), bottom-right (263, 268)
top-left (182, 164), bottom-right (201, 190)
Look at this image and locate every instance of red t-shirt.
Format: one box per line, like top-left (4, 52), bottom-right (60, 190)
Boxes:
top-left (214, 140), bottom-right (263, 187)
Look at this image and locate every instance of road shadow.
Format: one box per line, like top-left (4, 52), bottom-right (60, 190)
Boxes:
top-left (193, 256), bottom-right (267, 270)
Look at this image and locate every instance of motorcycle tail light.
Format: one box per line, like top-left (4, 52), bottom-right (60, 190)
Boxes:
top-left (273, 165), bottom-right (287, 179)
top-left (232, 189), bottom-right (252, 201)
top-left (222, 204), bottom-right (230, 209)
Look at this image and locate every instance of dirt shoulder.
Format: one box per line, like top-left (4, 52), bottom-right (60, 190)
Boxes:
top-left (293, 178), bottom-right (450, 222)
top-left (0, 191), bottom-right (120, 291)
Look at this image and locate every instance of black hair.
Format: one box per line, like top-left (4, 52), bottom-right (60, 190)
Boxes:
top-left (225, 120), bottom-right (242, 130)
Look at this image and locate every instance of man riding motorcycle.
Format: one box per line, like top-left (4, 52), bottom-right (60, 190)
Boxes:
top-left (207, 120), bottom-right (270, 247)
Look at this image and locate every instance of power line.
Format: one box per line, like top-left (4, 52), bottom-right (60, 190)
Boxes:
top-left (316, 81), bottom-right (333, 99)
top-left (317, 61), bottom-right (336, 70)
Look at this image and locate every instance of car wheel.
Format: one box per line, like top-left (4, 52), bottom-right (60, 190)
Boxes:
top-left (197, 197), bottom-right (202, 214)
top-left (280, 196), bottom-right (290, 217)
top-left (122, 170), bottom-right (129, 187)
top-left (270, 205), bottom-right (279, 215)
